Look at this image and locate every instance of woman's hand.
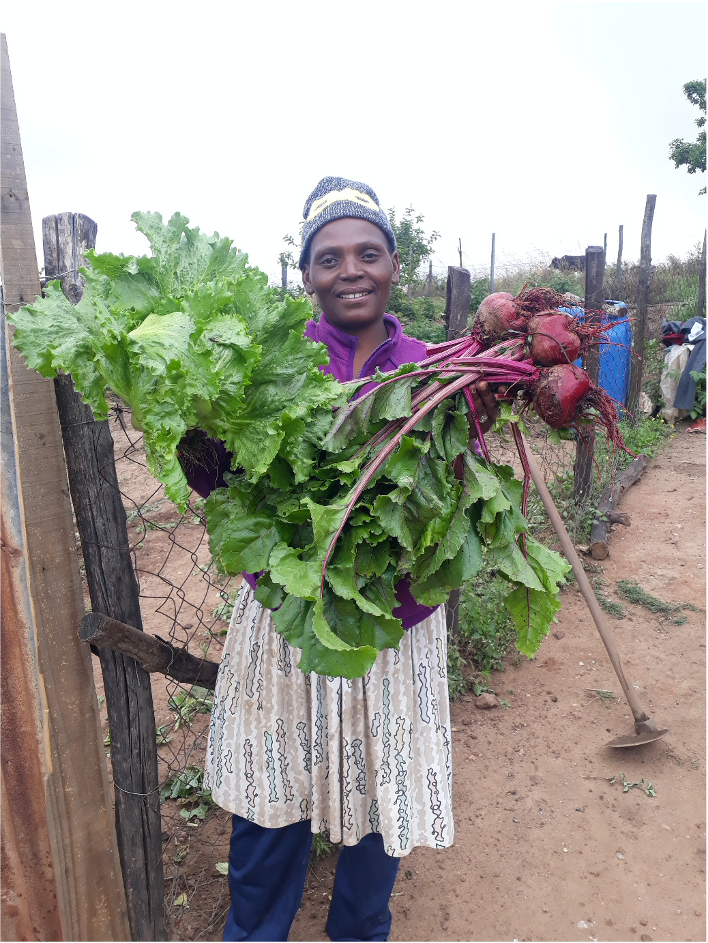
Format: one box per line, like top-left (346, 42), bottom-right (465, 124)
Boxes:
top-left (468, 380), bottom-right (502, 436)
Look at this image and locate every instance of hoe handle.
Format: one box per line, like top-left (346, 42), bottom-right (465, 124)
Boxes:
top-left (521, 436), bottom-right (650, 724)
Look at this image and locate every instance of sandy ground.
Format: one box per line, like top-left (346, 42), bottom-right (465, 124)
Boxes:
top-left (289, 424), bottom-right (706, 943)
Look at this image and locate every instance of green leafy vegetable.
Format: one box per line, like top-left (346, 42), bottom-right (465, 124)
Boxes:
top-left (9, 211), bottom-right (570, 678)
top-left (9, 211), bottom-right (341, 508)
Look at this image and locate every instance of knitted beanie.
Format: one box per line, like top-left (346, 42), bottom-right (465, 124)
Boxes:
top-left (298, 176), bottom-right (397, 269)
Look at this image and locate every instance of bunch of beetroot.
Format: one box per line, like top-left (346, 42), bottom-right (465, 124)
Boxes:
top-left (469, 285), bottom-right (632, 451)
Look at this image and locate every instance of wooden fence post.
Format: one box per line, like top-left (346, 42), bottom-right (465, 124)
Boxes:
top-left (628, 195), bottom-right (656, 416)
top-left (444, 266), bottom-right (472, 640)
top-left (445, 265), bottom-right (471, 341)
top-left (43, 212), bottom-right (166, 942)
top-left (490, 233), bottom-right (496, 294)
top-left (697, 229), bottom-right (706, 319)
top-left (1, 33), bottom-right (129, 942)
top-left (574, 246), bottom-right (605, 502)
top-left (616, 224), bottom-right (624, 299)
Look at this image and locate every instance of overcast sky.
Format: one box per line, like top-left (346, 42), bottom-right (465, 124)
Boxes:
top-left (2, 1), bottom-right (706, 284)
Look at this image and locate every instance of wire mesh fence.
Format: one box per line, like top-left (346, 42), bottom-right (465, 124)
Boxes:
top-left (88, 403), bottom-right (236, 940)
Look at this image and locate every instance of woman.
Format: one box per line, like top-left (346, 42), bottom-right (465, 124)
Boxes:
top-left (183, 176), bottom-right (499, 942)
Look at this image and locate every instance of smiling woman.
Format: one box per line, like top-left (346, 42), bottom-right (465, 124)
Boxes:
top-left (176, 175), bottom-right (498, 943)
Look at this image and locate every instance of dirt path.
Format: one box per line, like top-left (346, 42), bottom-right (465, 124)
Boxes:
top-left (290, 425), bottom-right (706, 942)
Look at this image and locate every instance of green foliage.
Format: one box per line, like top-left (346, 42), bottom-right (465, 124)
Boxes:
top-left (608, 771), bottom-right (656, 798)
top-left (388, 206), bottom-right (439, 288)
top-left (160, 765), bottom-right (216, 821)
top-left (616, 580), bottom-right (699, 620)
top-left (168, 685), bottom-right (214, 729)
top-left (446, 637), bottom-right (468, 700)
top-left (387, 286), bottom-right (447, 344)
top-left (458, 564), bottom-right (520, 674)
top-left (641, 338), bottom-right (665, 409)
top-left (669, 79), bottom-right (706, 194)
top-left (311, 831), bottom-right (338, 860)
top-left (689, 368), bottom-right (706, 418)
top-left (11, 212), bottom-right (569, 678)
top-left (594, 584), bottom-right (626, 619)
top-left (213, 598), bottom-right (235, 622)
top-left (612, 417), bottom-right (673, 464)
top-left (8, 211), bottom-right (342, 509)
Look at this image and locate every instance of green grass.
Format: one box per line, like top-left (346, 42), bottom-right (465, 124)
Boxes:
top-left (616, 580), bottom-right (699, 622)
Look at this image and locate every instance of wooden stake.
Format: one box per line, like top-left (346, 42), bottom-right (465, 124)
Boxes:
top-left (698, 229), bottom-right (706, 319)
top-left (616, 224), bottom-right (624, 299)
top-left (490, 233), bottom-right (496, 294)
top-left (628, 195), bottom-right (656, 416)
top-left (574, 246), bottom-right (605, 502)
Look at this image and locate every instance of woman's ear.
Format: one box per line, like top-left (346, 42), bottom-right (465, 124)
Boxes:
top-left (391, 250), bottom-right (401, 286)
top-left (302, 265), bottom-right (315, 295)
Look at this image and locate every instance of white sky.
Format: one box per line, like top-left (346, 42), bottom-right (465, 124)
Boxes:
top-left (2, 1), bottom-right (706, 284)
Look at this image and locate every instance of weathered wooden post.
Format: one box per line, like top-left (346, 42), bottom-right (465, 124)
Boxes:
top-left (42, 212), bottom-right (166, 942)
top-left (573, 245), bottom-right (605, 502)
top-left (444, 266), bottom-right (472, 640)
top-left (616, 224), bottom-right (624, 299)
top-left (1, 32), bottom-right (129, 942)
top-left (490, 233), bottom-right (496, 294)
top-left (628, 195), bottom-right (656, 416)
top-left (697, 229), bottom-right (706, 319)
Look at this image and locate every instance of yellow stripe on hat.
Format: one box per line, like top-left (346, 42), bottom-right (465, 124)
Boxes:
top-left (306, 187), bottom-right (380, 222)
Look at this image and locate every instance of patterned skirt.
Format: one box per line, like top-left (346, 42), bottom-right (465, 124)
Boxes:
top-left (204, 582), bottom-right (454, 858)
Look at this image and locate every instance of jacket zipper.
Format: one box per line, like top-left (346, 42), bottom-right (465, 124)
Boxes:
top-left (356, 337), bottom-right (393, 380)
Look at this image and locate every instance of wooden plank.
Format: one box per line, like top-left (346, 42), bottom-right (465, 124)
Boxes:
top-left (1, 33), bottom-right (130, 943)
top-left (44, 212), bottom-right (166, 942)
top-left (574, 246), bottom-right (605, 502)
top-left (628, 196), bottom-right (657, 415)
top-left (1, 293), bottom-right (65, 943)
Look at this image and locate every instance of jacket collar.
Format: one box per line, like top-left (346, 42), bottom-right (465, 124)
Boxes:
top-left (314, 313), bottom-right (402, 381)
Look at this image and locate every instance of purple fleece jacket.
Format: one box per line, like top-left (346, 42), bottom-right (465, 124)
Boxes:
top-left (183, 312), bottom-right (440, 630)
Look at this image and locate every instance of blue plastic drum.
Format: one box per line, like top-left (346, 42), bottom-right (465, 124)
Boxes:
top-left (559, 301), bottom-right (633, 408)
top-left (599, 301), bottom-right (632, 409)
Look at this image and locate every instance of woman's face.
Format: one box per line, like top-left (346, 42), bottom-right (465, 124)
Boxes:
top-left (302, 218), bottom-right (400, 334)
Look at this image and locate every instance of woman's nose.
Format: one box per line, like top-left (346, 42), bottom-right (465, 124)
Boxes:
top-left (340, 254), bottom-right (364, 279)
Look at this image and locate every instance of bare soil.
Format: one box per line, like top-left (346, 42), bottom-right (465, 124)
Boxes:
top-left (93, 416), bottom-right (705, 942)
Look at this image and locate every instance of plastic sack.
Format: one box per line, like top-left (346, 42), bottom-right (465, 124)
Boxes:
top-left (660, 344), bottom-right (691, 422)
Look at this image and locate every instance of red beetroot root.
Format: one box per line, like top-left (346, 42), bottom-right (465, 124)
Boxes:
top-left (474, 292), bottom-right (527, 339)
top-left (532, 364), bottom-right (591, 429)
top-left (527, 311), bottom-right (582, 366)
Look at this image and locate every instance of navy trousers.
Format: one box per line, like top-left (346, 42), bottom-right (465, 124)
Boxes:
top-left (223, 815), bottom-right (401, 942)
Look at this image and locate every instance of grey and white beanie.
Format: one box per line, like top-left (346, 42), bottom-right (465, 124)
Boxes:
top-left (298, 176), bottom-right (397, 269)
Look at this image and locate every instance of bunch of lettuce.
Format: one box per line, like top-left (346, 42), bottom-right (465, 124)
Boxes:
top-left (8, 212), bottom-right (570, 678)
top-left (9, 211), bottom-right (342, 509)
